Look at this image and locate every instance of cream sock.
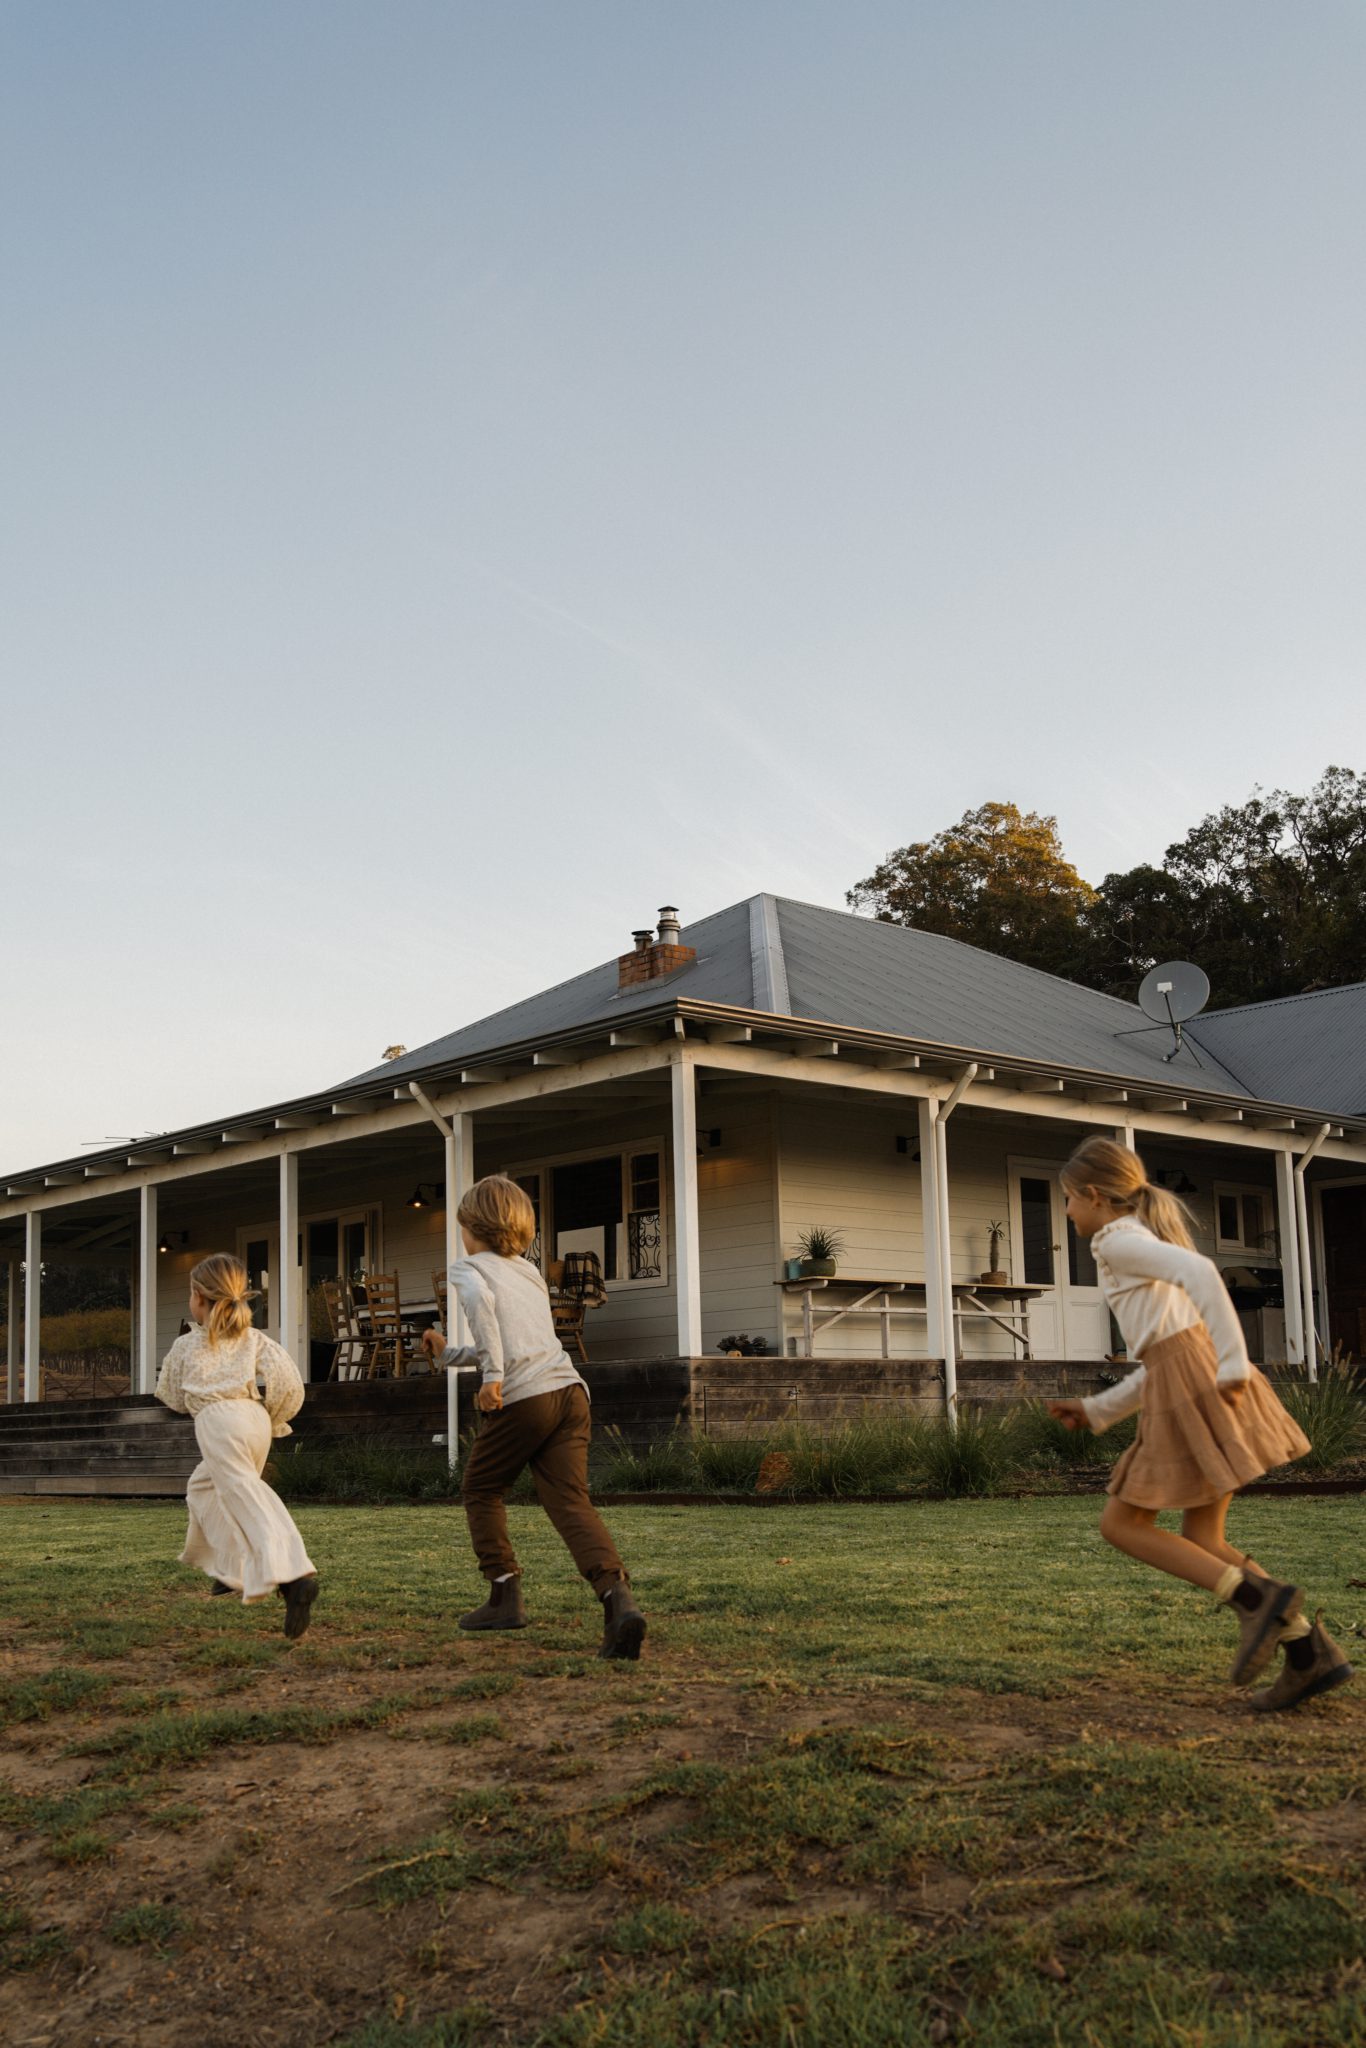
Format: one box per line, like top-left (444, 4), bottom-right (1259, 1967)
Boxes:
top-left (1213, 1564), bottom-right (1243, 1605)
top-left (1280, 1612), bottom-right (1312, 1641)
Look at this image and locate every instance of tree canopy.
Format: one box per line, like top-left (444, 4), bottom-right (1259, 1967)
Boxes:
top-left (849, 768), bottom-right (1366, 1007)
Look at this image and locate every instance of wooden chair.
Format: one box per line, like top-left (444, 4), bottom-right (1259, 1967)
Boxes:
top-left (548, 1252), bottom-right (606, 1366)
top-left (356, 1271), bottom-right (423, 1378)
top-left (320, 1278), bottom-right (371, 1381)
top-left (432, 1269), bottom-right (449, 1337)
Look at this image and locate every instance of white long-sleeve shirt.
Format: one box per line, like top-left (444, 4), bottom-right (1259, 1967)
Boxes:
top-left (156, 1326), bottom-right (305, 1438)
top-left (1080, 1217), bottom-right (1251, 1434)
top-left (435, 1252), bottom-right (584, 1407)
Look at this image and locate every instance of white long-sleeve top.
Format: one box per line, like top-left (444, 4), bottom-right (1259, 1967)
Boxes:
top-left (1080, 1217), bottom-right (1251, 1434)
top-left (155, 1326), bottom-right (305, 1438)
top-left (435, 1252), bottom-right (584, 1407)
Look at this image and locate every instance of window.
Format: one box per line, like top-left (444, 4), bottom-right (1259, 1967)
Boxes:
top-left (305, 1210), bottom-right (376, 1295)
top-left (502, 1144), bottom-right (666, 1286)
top-left (1213, 1185), bottom-right (1276, 1258)
top-left (1019, 1177), bottom-right (1055, 1286)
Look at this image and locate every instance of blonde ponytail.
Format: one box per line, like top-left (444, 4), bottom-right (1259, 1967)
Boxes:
top-left (191, 1253), bottom-right (257, 1345)
top-left (1060, 1135), bottom-right (1195, 1249)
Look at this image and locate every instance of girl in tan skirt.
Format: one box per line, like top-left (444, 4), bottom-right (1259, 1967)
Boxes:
top-left (1048, 1138), bottom-right (1352, 1712)
top-left (156, 1254), bottom-right (319, 1639)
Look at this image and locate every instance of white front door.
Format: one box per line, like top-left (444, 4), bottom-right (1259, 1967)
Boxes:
top-left (1008, 1163), bottom-right (1111, 1360)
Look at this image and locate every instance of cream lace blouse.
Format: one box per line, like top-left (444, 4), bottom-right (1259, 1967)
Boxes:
top-left (155, 1326), bottom-right (305, 1438)
top-left (1079, 1217), bottom-right (1251, 1434)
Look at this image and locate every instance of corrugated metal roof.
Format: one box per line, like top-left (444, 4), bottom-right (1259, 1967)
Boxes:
top-left (771, 899), bottom-right (1252, 1094)
top-left (343, 900), bottom-right (759, 1085)
top-left (1187, 982), bottom-right (1366, 1119)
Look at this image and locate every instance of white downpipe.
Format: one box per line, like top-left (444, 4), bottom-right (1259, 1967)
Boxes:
top-left (1274, 1147), bottom-right (1304, 1368)
top-left (935, 1064), bottom-right (978, 1422)
top-left (137, 1184), bottom-right (158, 1395)
top-left (1294, 1124), bottom-right (1331, 1381)
top-left (23, 1213), bottom-right (40, 1403)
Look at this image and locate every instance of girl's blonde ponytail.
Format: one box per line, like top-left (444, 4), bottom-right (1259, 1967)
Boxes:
top-left (190, 1253), bottom-right (257, 1345)
top-left (1060, 1135), bottom-right (1195, 1249)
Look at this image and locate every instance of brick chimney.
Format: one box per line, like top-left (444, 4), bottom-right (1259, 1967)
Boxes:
top-left (618, 906), bottom-right (696, 988)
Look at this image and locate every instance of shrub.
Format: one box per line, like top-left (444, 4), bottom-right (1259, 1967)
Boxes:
top-left (1270, 1359), bottom-right (1365, 1472)
top-left (764, 1415), bottom-right (922, 1498)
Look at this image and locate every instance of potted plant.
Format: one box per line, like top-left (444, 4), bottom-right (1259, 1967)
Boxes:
top-left (980, 1221), bottom-right (1008, 1286)
top-left (796, 1226), bottom-right (845, 1278)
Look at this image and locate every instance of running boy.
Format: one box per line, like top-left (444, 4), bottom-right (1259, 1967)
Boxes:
top-left (422, 1174), bottom-right (645, 1659)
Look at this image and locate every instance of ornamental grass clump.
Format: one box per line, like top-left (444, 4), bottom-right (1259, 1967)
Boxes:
top-left (913, 1404), bottom-right (1021, 1497)
top-left (1271, 1358), bottom-right (1365, 1472)
top-left (691, 1431), bottom-right (768, 1491)
top-left (765, 1415), bottom-right (922, 1498)
top-left (593, 1425), bottom-right (697, 1493)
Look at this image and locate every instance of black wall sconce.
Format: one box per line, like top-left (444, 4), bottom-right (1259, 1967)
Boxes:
top-left (406, 1183), bottom-right (441, 1210)
top-left (895, 1135), bottom-right (920, 1161)
top-left (695, 1128), bottom-right (722, 1155)
top-left (157, 1230), bottom-right (189, 1255)
top-left (1154, 1168), bottom-right (1198, 1195)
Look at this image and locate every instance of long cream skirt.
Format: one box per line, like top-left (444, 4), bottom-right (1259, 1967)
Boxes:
top-left (180, 1399), bottom-right (315, 1602)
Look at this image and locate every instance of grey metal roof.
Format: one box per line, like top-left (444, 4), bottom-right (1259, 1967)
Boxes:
top-left (770, 898), bottom-right (1252, 1095)
top-left (348, 892), bottom-right (1257, 1098)
top-left (344, 900), bottom-right (760, 1086)
top-left (1186, 982), bottom-right (1366, 1120)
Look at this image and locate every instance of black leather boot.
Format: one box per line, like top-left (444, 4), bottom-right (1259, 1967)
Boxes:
top-left (458, 1577), bottom-right (528, 1631)
top-left (279, 1574), bottom-right (319, 1640)
top-left (599, 1580), bottom-right (646, 1661)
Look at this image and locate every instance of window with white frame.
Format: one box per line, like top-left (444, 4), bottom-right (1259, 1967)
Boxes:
top-left (501, 1145), bottom-right (665, 1285)
top-left (1213, 1184), bottom-right (1277, 1259)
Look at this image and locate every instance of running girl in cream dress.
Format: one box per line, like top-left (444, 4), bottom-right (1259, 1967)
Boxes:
top-left (1048, 1138), bottom-right (1352, 1713)
top-left (156, 1254), bottom-right (319, 1639)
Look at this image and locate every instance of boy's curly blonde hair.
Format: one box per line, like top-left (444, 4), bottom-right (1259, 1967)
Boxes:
top-left (457, 1175), bottom-right (537, 1257)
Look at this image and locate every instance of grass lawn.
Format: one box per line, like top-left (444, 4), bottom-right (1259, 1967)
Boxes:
top-left (1, 1494), bottom-right (1363, 2047)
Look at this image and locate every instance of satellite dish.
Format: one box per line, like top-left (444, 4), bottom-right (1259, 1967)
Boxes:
top-left (1138, 961), bottom-right (1210, 1026)
top-left (1135, 961), bottom-right (1210, 1063)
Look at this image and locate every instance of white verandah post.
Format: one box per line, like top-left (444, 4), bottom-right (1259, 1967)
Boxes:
top-left (24, 1211), bottom-right (41, 1403)
top-left (1294, 1125), bottom-right (1332, 1382)
top-left (1274, 1146), bottom-right (1305, 1368)
top-left (917, 1097), bottom-right (944, 1370)
top-left (137, 1183), bottom-right (158, 1395)
top-left (6, 1258), bottom-right (20, 1405)
top-left (279, 1151), bottom-right (300, 1366)
top-left (671, 1048), bottom-right (702, 1357)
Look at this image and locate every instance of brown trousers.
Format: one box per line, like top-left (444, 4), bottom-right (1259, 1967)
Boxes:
top-left (461, 1384), bottom-right (625, 1594)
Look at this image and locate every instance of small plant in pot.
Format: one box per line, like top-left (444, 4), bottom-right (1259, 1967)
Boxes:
top-left (980, 1220), bottom-right (1008, 1286)
top-left (796, 1226), bottom-right (845, 1278)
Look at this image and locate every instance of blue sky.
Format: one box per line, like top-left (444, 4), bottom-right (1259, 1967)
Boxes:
top-left (3, 2), bottom-right (1364, 1169)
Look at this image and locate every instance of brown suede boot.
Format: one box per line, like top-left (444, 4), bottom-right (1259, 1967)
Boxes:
top-left (600, 1580), bottom-right (646, 1661)
top-left (1249, 1619), bottom-right (1355, 1713)
top-left (1228, 1575), bottom-right (1303, 1687)
top-left (459, 1577), bottom-right (528, 1631)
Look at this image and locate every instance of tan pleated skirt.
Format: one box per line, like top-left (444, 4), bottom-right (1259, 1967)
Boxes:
top-left (1107, 1325), bottom-right (1311, 1511)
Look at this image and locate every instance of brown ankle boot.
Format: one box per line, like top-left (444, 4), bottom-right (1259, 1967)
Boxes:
top-left (1228, 1575), bottom-right (1303, 1687)
top-left (599, 1580), bottom-right (646, 1661)
top-left (459, 1577), bottom-right (527, 1631)
top-left (1249, 1619), bottom-right (1355, 1713)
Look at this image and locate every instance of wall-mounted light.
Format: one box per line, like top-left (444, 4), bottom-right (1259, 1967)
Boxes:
top-left (157, 1230), bottom-right (189, 1255)
top-left (895, 1135), bottom-right (921, 1161)
top-left (1154, 1168), bottom-right (1198, 1195)
top-left (695, 1129), bottom-right (722, 1155)
top-left (406, 1183), bottom-right (441, 1210)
